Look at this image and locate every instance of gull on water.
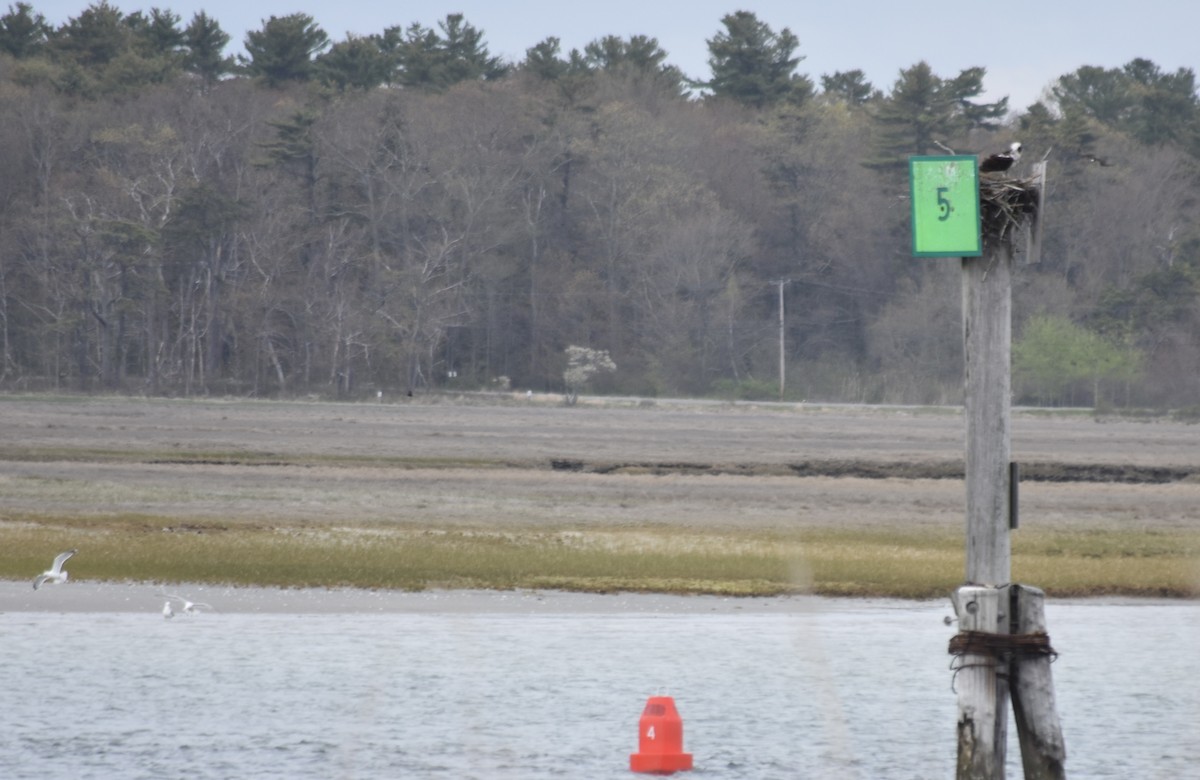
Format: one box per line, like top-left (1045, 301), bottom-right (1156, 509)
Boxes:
top-left (163, 593), bottom-right (213, 615)
top-left (162, 599), bottom-right (176, 619)
top-left (33, 549), bottom-right (77, 590)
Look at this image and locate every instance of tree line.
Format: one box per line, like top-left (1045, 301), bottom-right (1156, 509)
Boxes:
top-left (1, 3), bottom-right (1199, 409)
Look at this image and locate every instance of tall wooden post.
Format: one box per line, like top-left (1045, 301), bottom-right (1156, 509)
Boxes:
top-left (915, 153), bottom-right (1063, 780)
top-left (956, 241), bottom-right (1014, 780)
top-left (962, 244), bottom-right (1012, 586)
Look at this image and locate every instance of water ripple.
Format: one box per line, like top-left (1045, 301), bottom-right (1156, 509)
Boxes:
top-left (0, 599), bottom-right (1195, 778)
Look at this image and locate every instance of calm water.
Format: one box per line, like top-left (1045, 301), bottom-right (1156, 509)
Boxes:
top-left (2, 594), bottom-right (1196, 779)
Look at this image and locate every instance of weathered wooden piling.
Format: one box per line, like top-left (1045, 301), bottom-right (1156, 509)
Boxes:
top-left (941, 156), bottom-right (1065, 779)
top-left (1010, 585), bottom-right (1067, 780)
top-left (951, 586), bottom-right (1011, 779)
top-left (962, 242), bottom-right (1013, 588)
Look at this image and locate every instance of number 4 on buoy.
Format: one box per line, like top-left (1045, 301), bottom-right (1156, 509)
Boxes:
top-left (630, 695), bottom-right (693, 774)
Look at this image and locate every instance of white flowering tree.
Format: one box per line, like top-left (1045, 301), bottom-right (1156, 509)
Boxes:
top-left (563, 345), bottom-right (616, 405)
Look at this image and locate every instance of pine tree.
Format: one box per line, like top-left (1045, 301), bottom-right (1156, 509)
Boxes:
top-left (1052, 65), bottom-right (1135, 126)
top-left (127, 8), bottom-right (184, 59)
top-left (51, 1), bottom-right (129, 68)
top-left (704, 11), bottom-right (813, 108)
top-left (1052, 58), bottom-right (1200, 153)
top-left (240, 13), bottom-right (329, 87)
top-left (0, 2), bottom-right (50, 58)
top-left (581, 34), bottom-right (686, 95)
top-left (183, 11), bottom-right (233, 85)
top-left (1121, 58), bottom-right (1199, 146)
top-left (820, 69), bottom-right (877, 105)
top-left (867, 61), bottom-right (1007, 169)
top-left (392, 14), bottom-right (507, 91)
top-left (316, 35), bottom-right (392, 91)
top-left (522, 37), bottom-right (569, 81)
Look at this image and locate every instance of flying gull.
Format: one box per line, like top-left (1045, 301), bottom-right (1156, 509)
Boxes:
top-left (33, 549), bottom-right (77, 590)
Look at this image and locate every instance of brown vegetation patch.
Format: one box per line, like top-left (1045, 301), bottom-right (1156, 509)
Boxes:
top-left (1, 397), bottom-right (1198, 596)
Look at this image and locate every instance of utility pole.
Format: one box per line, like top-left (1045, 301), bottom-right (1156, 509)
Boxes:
top-left (773, 279), bottom-right (789, 401)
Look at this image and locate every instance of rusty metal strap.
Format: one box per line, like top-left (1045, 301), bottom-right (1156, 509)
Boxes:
top-left (948, 630), bottom-right (1057, 661)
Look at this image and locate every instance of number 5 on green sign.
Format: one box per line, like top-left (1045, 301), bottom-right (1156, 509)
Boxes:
top-left (936, 187), bottom-right (951, 221)
top-left (910, 156), bottom-right (981, 257)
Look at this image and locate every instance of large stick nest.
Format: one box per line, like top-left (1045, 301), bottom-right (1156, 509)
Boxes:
top-left (980, 174), bottom-right (1040, 249)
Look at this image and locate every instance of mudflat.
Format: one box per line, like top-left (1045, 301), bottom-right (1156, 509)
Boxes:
top-left (1, 395), bottom-right (1198, 534)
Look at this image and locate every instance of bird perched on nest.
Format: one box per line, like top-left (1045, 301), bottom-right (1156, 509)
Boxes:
top-left (980, 141), bottom-right (1022, 174)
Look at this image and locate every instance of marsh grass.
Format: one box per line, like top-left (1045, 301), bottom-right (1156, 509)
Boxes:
top-left (1012, 529), bottom-right (1200, 597)
top-left (3, 518), bottom-right (1196, 598)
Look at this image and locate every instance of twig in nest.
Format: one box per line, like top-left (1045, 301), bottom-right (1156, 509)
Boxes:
top-left (980, 174), bottom-right (1040, 248)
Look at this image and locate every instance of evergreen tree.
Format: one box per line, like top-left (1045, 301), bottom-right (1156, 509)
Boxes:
top-left (51, 1), bottom-right (129, 68)
top-left (583, 34), bottom-right (664, 72)
top-left (1090, 249), bottom-right (1200, 348)
top-left (182, 11), bottom-right (233, 85)
top-left (1052, 65), bottom-right (1135, 126)
top-left (521, 36), bottom-right (569, 81)
top-left (127, 8), bottom-right (184, 59)
top-left (257, 107), bottom-right (324, 227)
top-left (316, 35), bottom-right (392, 91)
top-left (1052, 58), bottom-right (1200, 152)
top-left (704, 11), bottom-right (813, 108)
top-left (392, 14), bottom-right (507, 90)
top-left (47, 1), bottom-right (185, 94)
top-left (1020, 100), bottom-right (1107, 165)
top-left (867, 61), bottom-right (1006, 169)
top-left (0, 2), bottom-right (50, 58)
top-left (947, 66), bottom-right (1008, 129)
top-left (582, 34), bottom-right (686, 95)
top-left (1121, 58), bottom-right (1199, 146)
top-left (518, 35), bottom-right (593, 108)
top-left (259, 109), bottom-right (318, 178)
top-left (240, 13), bottom-right (329, 87)
top-left (820, 69), bottom-right (877, 105)
top-left (438, 13), bottom-right (506, 83)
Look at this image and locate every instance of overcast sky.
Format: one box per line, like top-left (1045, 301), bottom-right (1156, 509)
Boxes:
top-left (31, 0), bottom-right (1200, 113)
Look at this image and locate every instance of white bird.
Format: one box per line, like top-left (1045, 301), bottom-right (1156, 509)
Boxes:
top-left (164, 594), bottom-right (213, 614)
top-left (162, 600), bottom-right (176, 619)
top-left (33, 549), bottom-right (77, 590)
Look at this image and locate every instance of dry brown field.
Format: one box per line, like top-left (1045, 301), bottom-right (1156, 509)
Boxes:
top-left (2, 394), bottom-right (1199, 532)
top-left (2, 394), bottom-right (1198, 596)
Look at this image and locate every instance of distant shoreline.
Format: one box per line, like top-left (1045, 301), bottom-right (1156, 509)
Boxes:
top-left (2, 579), bottom-right (820, 614)
top-left (1, 580), bottom-right (1189, 616)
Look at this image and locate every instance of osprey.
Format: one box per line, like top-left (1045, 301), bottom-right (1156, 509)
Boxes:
top-left (980, 142), bottom-right (1022, 173)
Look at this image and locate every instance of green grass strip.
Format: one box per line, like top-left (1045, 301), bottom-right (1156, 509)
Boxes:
top-left (2, 519), bottom-right (1196, 599)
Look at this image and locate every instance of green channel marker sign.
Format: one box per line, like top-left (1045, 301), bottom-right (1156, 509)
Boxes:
top-left (910, 155), bottom-right (981, 257)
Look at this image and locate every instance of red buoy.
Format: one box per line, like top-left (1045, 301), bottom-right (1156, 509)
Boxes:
top-left (629, 695), bottom-right (693, 774)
